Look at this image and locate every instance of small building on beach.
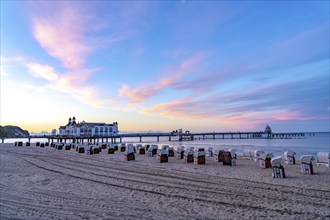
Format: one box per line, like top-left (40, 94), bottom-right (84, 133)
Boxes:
top-left (58, 117), bottom-right (118, 137)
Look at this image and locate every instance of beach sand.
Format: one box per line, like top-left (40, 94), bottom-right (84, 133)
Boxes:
top-left (0, 143), bottom-right (329, 219)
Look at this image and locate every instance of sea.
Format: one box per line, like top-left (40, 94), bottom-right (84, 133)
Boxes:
top-left (3, 132), bottom-right (329, 158)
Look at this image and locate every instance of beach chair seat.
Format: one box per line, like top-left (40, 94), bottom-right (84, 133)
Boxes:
top-left (176, 146), bottom-right (185, 159)
top-left (136, 144), bottom-right (145, 155)
top-left (208, 147), bottom-right (213, 157)
top-left (300, 155), bottom-right (314, 174)
top-left (64, 144), bottom-right (71, 150)
top-left (184, 147), bottom-right (194, 163)
top-left (17, 141), bottom-right (23, 147)
top-left (36, 142), bottom-right (40, 147)
top-left (100, 143), bottom-right (108, 149)
top-left (214, 150), bottom-right (224, 162)
top-left (45, 142), bottom-right (49, 147)
top-left (40, 142), bottom-right (45, 148)
top-left (26, 142), bottom-right (30, 146)
top-left (258, 153), bottom-right (272, 168)
top-left (119, 143), bottom-right (126, 152)
top-left (271, 157), bottom-right (285, 178)
top-left (284, 151), bottom-right (296, 165)
top-left (194, 148), bottom-right (206, 165)
top-left (316, 152), bottom-right (330, 167)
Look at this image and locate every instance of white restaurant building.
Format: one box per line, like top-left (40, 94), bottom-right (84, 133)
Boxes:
top-left (58, 117), bottom-right (119, 137)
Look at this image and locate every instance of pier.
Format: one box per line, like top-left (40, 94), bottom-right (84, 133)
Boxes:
top-left (1, 131), bottom-right (308, 144)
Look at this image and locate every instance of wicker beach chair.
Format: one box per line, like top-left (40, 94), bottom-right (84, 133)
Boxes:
top-left (194, 148), bottom-right (206, 165)
top-left (184, 147), bottom-right (194, 163)
top-left (136, 144), bottom-right (145, 155)
top-left (284, 151), bottom-right (296, 165)
top-left (252, 150), bottom-right (265, 163)
top-left (316, 152), bottom-right (329, 167)
top-left (271, 156), bottom-right (285, 178)
top-left (125, 144), bottom-right (135, 161)
top-left (243, 149), bottom-right (253, 160)
top-left (300, 155), bottom-right (314, 174)
top-left (176, 146), bottom-right (185, 159)
top-left (214, 150), bottom-right (224, 162)
top-left (157, 145), bottom-right (169, 163)
top-left (258, 152), bottom-right (272, 168)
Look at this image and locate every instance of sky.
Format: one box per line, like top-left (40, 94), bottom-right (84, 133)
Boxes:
top-left (1, 1), bottom-right (329, 133)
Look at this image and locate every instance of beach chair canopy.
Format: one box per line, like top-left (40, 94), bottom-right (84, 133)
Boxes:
top-left (284, 151), bottom-right (296, 158)
top-left (300, 155), bottom-right (314, 164)
top-left (252, 150), bottom-right (264, 158)
top-left (271, 156), bottom-right (282, 167)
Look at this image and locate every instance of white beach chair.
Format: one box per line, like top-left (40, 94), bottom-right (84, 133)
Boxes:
top-left (176, 146), bottom-right (185, 159)
top-left (284, 151), bottom-right (296, 165)
top-left (194, 148), bottom-right (206, 165)
top-left (300, 155), bottom-right (314, 174)
top-left (184, 147), bottom-right (194, 163)
top-left (243, 149), bottom-right (253, 160)
top-left (316, 152), bottom-right (329, 167)
top-left (252, 150), bottom-right (265, 163)
top-left (208, 147), bottom-right (213, 157)
top-left (271, 156), bottom-right (285, 178)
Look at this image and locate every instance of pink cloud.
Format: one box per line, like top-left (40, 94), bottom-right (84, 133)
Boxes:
top-left (119, 52), bottom-right (205, 104)
top-left (32, 4), bottom-right (95, 70)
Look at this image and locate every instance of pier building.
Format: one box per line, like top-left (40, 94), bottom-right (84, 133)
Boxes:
top-left (58, 117), bottom-right (118, 137)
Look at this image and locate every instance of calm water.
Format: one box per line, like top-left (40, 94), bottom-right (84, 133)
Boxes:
top-left (3, 132), bottom-right (329, 158)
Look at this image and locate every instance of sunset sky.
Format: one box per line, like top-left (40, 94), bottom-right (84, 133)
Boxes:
top-left (1, 1), bottom-right (329, 133)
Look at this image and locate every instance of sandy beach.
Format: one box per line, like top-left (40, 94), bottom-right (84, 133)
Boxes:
top-left (0, 143), bottom-right (329, 219)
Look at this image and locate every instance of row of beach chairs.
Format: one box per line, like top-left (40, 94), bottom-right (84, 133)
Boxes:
top-left (13, 142), bottom-right (329, 176)
top-left (243, 149), bottom-right (329, 178)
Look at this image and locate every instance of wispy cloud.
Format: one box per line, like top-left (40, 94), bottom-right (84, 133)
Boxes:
top-left (119, 52), bottom-right (205, 104)
top-left (32, 3), bottom-right (96, 71)
top-left (26, 63), bottom-right (58, 81)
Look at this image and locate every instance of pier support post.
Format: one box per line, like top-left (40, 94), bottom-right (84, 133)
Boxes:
top-left (157, 136), bottom-right (159, 142)
top-left (140, 136), bottom-right (142, 142)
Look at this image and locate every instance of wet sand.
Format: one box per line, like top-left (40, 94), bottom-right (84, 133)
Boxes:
top-left (0, 143), bottom-right (329, 219)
